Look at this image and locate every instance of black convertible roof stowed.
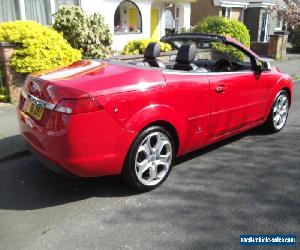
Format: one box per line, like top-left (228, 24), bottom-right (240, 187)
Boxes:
top-left (160, 32), bottom-right (226, 43)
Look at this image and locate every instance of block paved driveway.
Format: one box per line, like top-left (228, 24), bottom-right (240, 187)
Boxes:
top-left (0, 82), bottom-right (299, 250)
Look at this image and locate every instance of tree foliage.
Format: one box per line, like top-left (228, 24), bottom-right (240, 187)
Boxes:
top-left (194, 16), bottom-right (250, 61)
top-left (271, 1), bottom-right (300, 30)
top-left (53, 6), bottom-right (112, 59)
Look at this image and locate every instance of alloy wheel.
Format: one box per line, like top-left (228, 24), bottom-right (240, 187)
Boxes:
top-left (135, 131), bottom-right (172, 186)
top-left (273, 94), bottom-right (289, 130)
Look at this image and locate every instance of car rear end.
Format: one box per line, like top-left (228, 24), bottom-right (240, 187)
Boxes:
top-left (18, 68), bottom-right (136, 177)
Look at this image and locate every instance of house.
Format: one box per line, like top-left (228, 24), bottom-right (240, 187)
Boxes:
top-left (244, 0), bottom-right (286, 42)
top-left (190, 0), bottom-right (250, 26)
top-left (0, 0), bottom-right (194, 51)
top-left (190, 0), bottom-right (286, 43)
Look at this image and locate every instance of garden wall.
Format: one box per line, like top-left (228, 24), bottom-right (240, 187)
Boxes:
top-left (0, 42), bottom-right (27, 103)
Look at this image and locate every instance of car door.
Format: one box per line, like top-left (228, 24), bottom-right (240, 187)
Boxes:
top-left (209, 72), bottom-right (256, 138)
top-left (209, 44), bottom-right (269, 139)
top-left (163, 71), bottom-right (210, 153)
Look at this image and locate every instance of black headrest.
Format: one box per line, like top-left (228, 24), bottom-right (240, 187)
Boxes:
top-left (176, 44), bottom-right (196, 64)
top-left (144, 42), bottom-right (160, 59)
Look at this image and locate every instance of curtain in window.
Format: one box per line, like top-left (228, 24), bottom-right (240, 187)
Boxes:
top-left (0, 0), bottom-right (20, 22)
top-left (24, 0), bottom-right (51, 25)
top-left (55, 0), bottom-right (79, 10)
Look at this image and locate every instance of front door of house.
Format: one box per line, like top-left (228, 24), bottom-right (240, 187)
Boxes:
top-left (151, 8), bottom-right (159, 40)
top-left (260, 12), bottom-right (270, 42)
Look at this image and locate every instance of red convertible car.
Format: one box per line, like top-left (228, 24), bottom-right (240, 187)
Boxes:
top-left (18, 33), bottom-right (294, 191)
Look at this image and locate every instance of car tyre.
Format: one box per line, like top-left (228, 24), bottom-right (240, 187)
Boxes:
top-left (262, 90), bottom-right (289, 133)
top-left (122, 126), bottom-right (175, 191)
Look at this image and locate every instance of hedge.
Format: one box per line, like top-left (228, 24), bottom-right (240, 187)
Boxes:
top-left (0, 21), bottom-right (81, 73)
top-left (194, 16), bottom-right (250, 60)
top-left (122, 39), bottom-right (172, 55)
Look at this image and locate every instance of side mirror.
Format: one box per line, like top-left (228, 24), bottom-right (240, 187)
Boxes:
top-left (255, 59), bottom-right (271, 72)
top-left (263, 61), bottom-right (271, 71)
top-left (169, 54), bottom-right (177, 62)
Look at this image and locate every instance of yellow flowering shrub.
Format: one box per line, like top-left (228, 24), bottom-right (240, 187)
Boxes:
top-left (0, 21), bottom-right (81, 73)
top-left (122, 39), bottom-right (172, 55)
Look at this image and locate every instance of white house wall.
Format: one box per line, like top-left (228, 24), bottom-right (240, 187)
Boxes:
top-left (183, 3), bottom-right (191, 29)
top-left (80, 0), bottom-right (153, 51)
top-left (176, 2), bottom-right (191, 31)
top-left (1, 0), bottom-right (192, 52)
top-left (160, 8), bottom-right (166, 38)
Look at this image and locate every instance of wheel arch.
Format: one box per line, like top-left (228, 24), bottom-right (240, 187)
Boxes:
top-left (141, 120), bottom-right (180, 154)
top-left (264, 77), bottom-right (293, 121)
top-left (282, 87), bottom-right (292, 106)
top-left (123, 104), bottom-right (187, 156)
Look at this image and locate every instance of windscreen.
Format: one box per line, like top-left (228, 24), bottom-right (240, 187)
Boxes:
top-left (162, 37), bottom-right (251, 64)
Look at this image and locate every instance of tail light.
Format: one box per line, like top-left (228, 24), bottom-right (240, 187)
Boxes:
top-left (54, 97), bottom-right (103, 114)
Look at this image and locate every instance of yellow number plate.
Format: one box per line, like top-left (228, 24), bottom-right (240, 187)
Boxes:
top-left (24, 99), bottom-right (44, 121)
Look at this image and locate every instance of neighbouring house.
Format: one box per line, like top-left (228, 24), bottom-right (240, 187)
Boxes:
top-left (244, 0), bottom-right (286, 43)
top-left (190, 0), bottom-right (250, 26)
top-left (190, 0), bottom-right (286, 42)
top-left (0, 0), bottom-right (194, 51)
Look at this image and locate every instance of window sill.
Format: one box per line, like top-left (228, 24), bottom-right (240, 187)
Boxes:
top-left (114, 32), bottom-right (142, 35)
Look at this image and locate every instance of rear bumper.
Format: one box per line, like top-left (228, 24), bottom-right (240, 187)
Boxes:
top-left (18, 109), bottom-right (136, 177)
top-left (25, 140), bottom-right (77, 178)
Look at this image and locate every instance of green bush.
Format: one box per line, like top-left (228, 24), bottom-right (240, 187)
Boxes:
top-left (122, 39), bottom-right (172, 55)
top-left (194, 16), bottom-right (250, 60)
top-left (53, 6), bottom-right (112, 59)
top-left (0, 21), bottom-right (81, 74)
top-left (0, 86), bottom-right (9, 102)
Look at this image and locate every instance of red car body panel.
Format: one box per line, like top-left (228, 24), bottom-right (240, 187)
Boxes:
top-left (17, 45), bottom-right (294, 177)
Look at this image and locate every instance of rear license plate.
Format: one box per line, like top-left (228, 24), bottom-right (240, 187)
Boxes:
top-left (24, 99), bottom-right (44, 121)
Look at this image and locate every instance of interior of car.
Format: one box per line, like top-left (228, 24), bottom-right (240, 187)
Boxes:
top-left (129, 39), bottom-right (254, 73)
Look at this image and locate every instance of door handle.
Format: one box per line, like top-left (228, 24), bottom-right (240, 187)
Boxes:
top-left (215, 84), bottom-right (227, 93)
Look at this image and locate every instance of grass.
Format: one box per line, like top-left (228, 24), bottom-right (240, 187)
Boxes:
top-left (0, 86), bottom-right (9, 102)
top-left (0, 62), bottom-right (10, 103)
top-left (292, 75), bottom-right (300, 81)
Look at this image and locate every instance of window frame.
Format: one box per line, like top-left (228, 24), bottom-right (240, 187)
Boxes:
top-left (275, 16), bottom-right (283, 31)
top-left (222, 7), bottom-right (232, 19)
top-left (163, 43), bottom-right (257, 74)
top-left (174, 6), bottom-right (180, 28)
top-left (0, 0), bottom-right (81, 25)
top-left (175, 6), bottom-right (179, 18)
top-left (114, 0), bottom-right (143, 35)
top-left (220, 41), bottom-right (256, 72)
top-left (54, 0), bottom-right (80, 11)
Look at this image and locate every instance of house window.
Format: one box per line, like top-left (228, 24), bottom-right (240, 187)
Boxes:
top-left (24, 0), bottom-right (52, 25)
top-left (0, 0), bottom-right (21, 22)
top-left (165, 9), bottom-right (173, 29)
top-left (114, 0), bottom-right (142, 34)
top-left (275, 16), bottom-right (283, 30)
top-left (174, 6), bottom-right (180, 28)
top-left (175, 6), bottom-right (179, 18)
top-left (55, 0), bottom-right (80, 10)
top-left (222, 7), bottom-right (231, 19)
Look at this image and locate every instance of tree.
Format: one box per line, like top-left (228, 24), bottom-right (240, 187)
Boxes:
top-left (53, 6), bottom-right (112, 59)
top-left (271, 1), bottom-right (300, 30)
